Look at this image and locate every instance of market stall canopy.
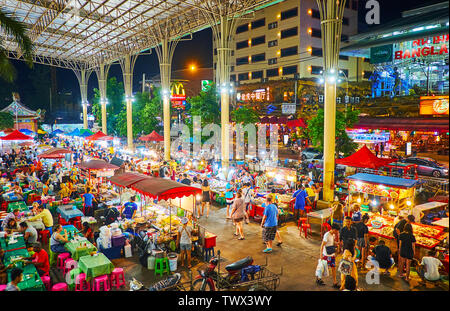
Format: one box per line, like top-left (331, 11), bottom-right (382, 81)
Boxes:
top-left (110, 157), bottom-right (125, 167)
top-left (38, 147), bottom-right (73, 159)
top-left (0, 130), bottom-right (33, 141)
top-left (139, 131), bottom-right (164, 142)
top-left (108, 172), bottom-right (149, 188)
top-left (78, 159), bottom-right (119, 171)
top-left (287, 118), bottom-right (307, 128)
top-left (80, 129), bottom-right (94, 137)
top-left (86, 131), bottom-right (114, 141)
top-left (347, 173), bottom-right (418, 189)
top-left (2, 128), bottom-right (15, 135)
top-left (67, 128), bottom-right (81, 137)
top-left (336, 145), bottom-right (395, 169)
top-left (51, 129), bottom-right (64, 135)
top-left (19, 129), bottom-right (35, 136)
top-left (130, 177), bottom-right (202, 201)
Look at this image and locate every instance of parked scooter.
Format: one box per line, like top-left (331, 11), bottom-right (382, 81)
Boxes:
top-left (130, 273), bottom-right (182, 291)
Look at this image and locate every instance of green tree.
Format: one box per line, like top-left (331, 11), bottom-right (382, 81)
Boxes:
top-left (307, 107), bottom-right (359, 156)
top-left (187, 83), bottom-right (220, 127)
top-left (231, 106), bottom-right (259, 125)
top-left (0, 9), bottom-right (33, 82)
top-left (91, 77), bottom-right (124, 135)
top-left (0, 111), bottom-right (13, 130)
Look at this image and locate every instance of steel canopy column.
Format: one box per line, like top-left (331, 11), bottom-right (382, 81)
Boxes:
top-left (96, 63), bottom-right (111, 134)
top-left (119, 54), bottom-right (138, 150)
top-left (74, 68), bottom-right (92, 129)
top-left (316, 0), bottom-right (346, 202)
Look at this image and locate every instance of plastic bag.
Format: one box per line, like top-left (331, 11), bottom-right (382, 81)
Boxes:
top-left (315, 259), bottom-right (329, 278)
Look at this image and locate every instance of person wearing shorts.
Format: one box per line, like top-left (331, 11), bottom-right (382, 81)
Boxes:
top-left (225, 181), bottom-right (235, 219)
top-left (317, 223), bottom-right (340, 288)
top-left (261, 196), bottom-right (278, 253)
top-left (177, 217), bottom-right (193, 268)
top-left (230, 189), bottom-right (246, 240)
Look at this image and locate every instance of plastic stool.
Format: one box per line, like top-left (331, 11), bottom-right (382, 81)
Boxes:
top-left (297, 217), bottom-right (307, 229)
top-left (0, 284), bottom-right (7, 291)
top-left (56, 253), bottom-right (71, 270)
top-left (41, 275), bottom-right (51, 290)
top-left (48, 248), bottom-right (58, 267)
top-left (51, 283), bottom-right (68, 291)
top-left (305, 206), bottom-right (312, 214)
top-left (63, 259), bottom-right (77, 276)
top-left (75, 273), bottom-right (91, 291)
top-left (110, 268), bottom-right (126, 289)
top-left (93, 275), bottom-right (110, 291)
top-left (301, 223), bottom-right (312, 238)
top-left (321, 223), bottom-right (332, 238)
top-left (154, 257), bottom-right (170, 277)
top-left (204, 247), bottom-right (215, 262)
top-left (68, 268), bottom-right (82, 290)
top-left (39, 230), bottom-right (50, 244)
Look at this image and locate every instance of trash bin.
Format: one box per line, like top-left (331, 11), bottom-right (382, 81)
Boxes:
top-left (168, 252), bottom-right (178, 272)
top-left (147, 256), bottom-right (156, 270)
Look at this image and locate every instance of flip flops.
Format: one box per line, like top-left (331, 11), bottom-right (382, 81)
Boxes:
top-left (263, 248), bottom-right (272, 253)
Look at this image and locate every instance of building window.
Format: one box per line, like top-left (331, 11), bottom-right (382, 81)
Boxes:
top-left (280, 27), bottom-right (298, 39)
top-left (339, 55), bottom-right (349, 61)
top-left (252, 35), bottom-right (265, 46)
top-left (236, 24), bottom-right (248, 34)
top-left (236, 40), bottom-right (249, 50)
top-left (268, 58), bottom-right (277, 65)
top-left (252, 53), bottom-right (265, 63)
top-left (340, 69), bottom-right (349, 77)
top-left (280, 46), bottom-right (298, 57)
top-left (341, 34), bottom-right (349, 42)
top-left (281, 7), bottom-right (298, 20)
top-left (231, 66), bottom-right (234, 72)
top-left (251, 18), bottom-right (265, 29)
top-left (363, 71), bottom-right (373, 79)
top-left (238, 73), bottom-right (249, 81)
top-left (231, 51), bottom-right (234, 56)
top-left (343, 17), bottom-right (349, 26)
top-left (282, 65), bottom-right (297, 75)
top-left (230, 75), bottom-right (236, 81)
top-left (268, 21), bottom-right (278, 29)
top-left (236, 56), bottom-right (249, 66)
top-left (345, 1), bottom-right (350, 8)
top-left (311, 28), bottom-right (321, 38)
top-left (266, 68), bottom-right (279, 77)
top-left (268, 40), bottom-right (278, 47)
top-left (311, 66), bottom-right (323, 75)
top-left (311, 47), bottom-right (322, 57)
top-left (252, 71), bottom-right (263, 79)
top-left (310, 9), bottom-right (321, 19)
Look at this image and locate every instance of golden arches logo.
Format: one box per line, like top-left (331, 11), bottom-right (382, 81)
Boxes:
top-left (171, 82), bottom-right (185, 96)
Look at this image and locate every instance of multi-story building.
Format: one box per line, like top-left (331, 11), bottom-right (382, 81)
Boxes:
top-left (213, 0), bottom-right (373, 86)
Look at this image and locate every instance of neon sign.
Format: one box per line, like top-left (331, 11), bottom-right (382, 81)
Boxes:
top-left (394, 35), bottom-right (449, 60)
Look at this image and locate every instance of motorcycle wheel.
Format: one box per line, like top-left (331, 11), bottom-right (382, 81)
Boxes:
top-left (192, 279), bottom-right (214, 291)
top-left (249, 285), bottom-right (269, 291)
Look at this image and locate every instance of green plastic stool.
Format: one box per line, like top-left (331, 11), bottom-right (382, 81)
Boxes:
top-left (68, 268), bottom-right (82, 290)
top-left (48, 248), bottom-right (58, 267)
top-left (154, 257), bottom-right (170, 276)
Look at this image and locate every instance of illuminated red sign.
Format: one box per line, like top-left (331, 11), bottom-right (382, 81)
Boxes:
top-left (394, 35), bottom-right (449, 60)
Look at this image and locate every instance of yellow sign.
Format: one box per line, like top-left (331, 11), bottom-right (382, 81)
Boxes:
top-left (420, 95), bottom-right (449, 115)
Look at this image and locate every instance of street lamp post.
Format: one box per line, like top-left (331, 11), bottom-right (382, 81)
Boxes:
top-left (316, 0), bottom-right (347, 202)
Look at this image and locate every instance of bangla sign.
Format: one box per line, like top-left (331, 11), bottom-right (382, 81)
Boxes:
top-left (419, 96), bottom-right (449, 115)
top-left (394, 35), bottom-right (449, 60)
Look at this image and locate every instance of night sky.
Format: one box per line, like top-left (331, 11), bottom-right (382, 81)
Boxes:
top-left (3, 0), bottom-right (445, 113)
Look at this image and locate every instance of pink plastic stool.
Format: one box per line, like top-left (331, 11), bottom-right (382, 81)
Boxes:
top-left (75, 273), bottom-right (90, 291)
top-left (63, 259), bottom-right (77, 276)
top-left (0, 284), bottom-right (7, 291)
top-left (41, 275), bottom-right (51, 290)
top-left (110, 268), bottom-right (126, 289)
top-left (93, 275), bottom-right (110, 291)
top-left (57, 253), bottom-right (71, 270)
top-left (51, 283), bottom-right (68, 291)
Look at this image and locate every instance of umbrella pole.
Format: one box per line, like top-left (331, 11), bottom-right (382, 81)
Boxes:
top-left (169, 199), bottom-right (172, 236)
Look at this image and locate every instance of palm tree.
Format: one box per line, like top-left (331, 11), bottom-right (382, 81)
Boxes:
top-left (0, 8), bottom-right (33, 82)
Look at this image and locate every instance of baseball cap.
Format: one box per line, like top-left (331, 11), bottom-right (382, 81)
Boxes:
top-left (352, 211), bottom-right (361, 222)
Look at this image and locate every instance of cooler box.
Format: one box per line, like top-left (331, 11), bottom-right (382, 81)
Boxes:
top-left (99, 244), bottom-right (122, 260)
top-left (111, 234), bottom-right (126, 248)
top-left (204, 234), bottom-right (216, 248)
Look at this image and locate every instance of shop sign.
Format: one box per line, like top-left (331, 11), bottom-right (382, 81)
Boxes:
top-left (370, 44), bottom-right (393, 64)
top-left (201, 80), bottom-right (213, 91)
top-left (406, 142), bottom-right (412, 156)
top-left (348, 180), bottom-right (400, 198)
top-left (237, 87), bottom-right (271, 102)
top-left (394, 35), bottom-right (449, 60)
top-left (281, 103), bottom-right (296, 114)
top-left (419, 95), bottom-right (449, 115)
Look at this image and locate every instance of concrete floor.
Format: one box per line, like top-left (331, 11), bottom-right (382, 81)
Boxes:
top-left (48, 203), bottom-right (448, 291)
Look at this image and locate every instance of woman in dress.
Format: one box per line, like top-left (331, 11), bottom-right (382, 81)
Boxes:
top-left (201, 179), bottom-right (211, 218)
top-left (398, 223), bottom-right (416, 281)
top-left (230, 189), bottom-right (246, 240)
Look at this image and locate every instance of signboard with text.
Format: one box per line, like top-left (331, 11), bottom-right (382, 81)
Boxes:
top-left (370, 44), bottom-right (393, 64)
top-left (419, 96), bottom-right (449, 115)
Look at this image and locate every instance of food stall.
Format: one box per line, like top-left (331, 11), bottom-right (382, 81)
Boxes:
top-left (264, 166), bottom-right (297, 193)
top-left (77, 159), bottom-right (120, 195)
top-left (346, 173), bottom-right (418, 215)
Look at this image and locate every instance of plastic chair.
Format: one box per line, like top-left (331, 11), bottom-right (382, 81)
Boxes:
top-left (63, 259), bottom-right (77, 276)
top-left (68, 268), bottom-right (82, 290)
top-left (51, 283), bottom-right (68, 291)
top-left (41, 275), bottom-right (51, 290)
top-left (297, 217), bottom-right (308, 229)
top-left (301, 222), bottom-right (312, 239)
top-left (321, 223), bottom-right (332, 238)
top-left (39, 230), bottom-right (51, 244)
top-left (110, 268), bottom-right (126, 289)
top-left (56, 253), bottom-right (71, 270)
top-left (154, 257), bottom-right (170, 277)
top-left (0, 284), bottom-right (7, 291)
top-left (93, 275), bottom-right (111, 291)
top-left (75, 273), bottom-right (91, 291)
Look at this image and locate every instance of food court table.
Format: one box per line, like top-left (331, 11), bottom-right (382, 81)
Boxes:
top-left (307, 208), bottom-right (332, 226)
top-left (62, 224), bottom-right (81, 237)
top-left (7, 201), bottom-right (29, 213)
top-left (78, 253), bottom-right (115, 281)
top-left (25, 219), bottom-right (45, 231)
top-left (65, 239), bottom-right (97, 260)
top-left (0, 236), bottom-right (26, 252)
top-left (57, 205), bottom-right (84, 221)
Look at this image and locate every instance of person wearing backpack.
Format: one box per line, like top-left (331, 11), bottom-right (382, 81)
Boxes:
top-left (339, 248), bottom-right (358, 290)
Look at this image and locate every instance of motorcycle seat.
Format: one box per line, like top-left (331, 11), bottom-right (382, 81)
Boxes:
top-left (225, 256), bottom-right (253, 272)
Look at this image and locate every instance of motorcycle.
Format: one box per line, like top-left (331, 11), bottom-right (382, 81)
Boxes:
top-left (130, 273), bottom-right (182, 291)
top-left (192, 251), bottom-right (254, 291)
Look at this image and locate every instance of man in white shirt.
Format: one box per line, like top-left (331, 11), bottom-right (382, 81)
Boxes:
top-left (317, 223), bottom-right (340, 288)
top-left (418, 249), bottom-right (444, 282)
top-left (242, 183), bottom-right (253, 224)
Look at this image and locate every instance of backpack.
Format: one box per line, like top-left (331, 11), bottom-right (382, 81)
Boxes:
top-left (338, 258), bottom-right (353, 276)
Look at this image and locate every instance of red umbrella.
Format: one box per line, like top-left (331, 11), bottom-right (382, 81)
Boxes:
top-left (0, 130), bottom-right (33, 140)
top-left (336, 145), bottom-right (395, 169)
top-left (286, 118), bottom-right (307, 128)
top-left (139, 130), bottom-right (164, 142)
top-left (85, 131), bottom-right (108, 141)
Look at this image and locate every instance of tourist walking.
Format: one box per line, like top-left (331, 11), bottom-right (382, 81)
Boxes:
top-left (230, 189), bottom-right (246, 240)
top-left (261, 196), bottom-right (278, 253)
top-left (201, 179), bottom-right (211, 218)
top-left (398, 224), bottom-right (416, 281)
top-left (317, 223), bottom-right (340, 288)
top-left (176, 217), bottom-right (193, 269)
